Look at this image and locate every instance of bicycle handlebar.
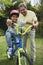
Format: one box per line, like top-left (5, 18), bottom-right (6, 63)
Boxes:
top-left (14, 23), bottom-right (34, 35)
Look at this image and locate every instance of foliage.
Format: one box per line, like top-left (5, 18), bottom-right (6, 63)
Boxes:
top-left (0, 29), bottom-right (5, 36)
top-left (0, 0), bottom-right (29, 17)
top-left (27, 3), bottom-right (39, 14)
top-left (39, 5), bottom-right (43, 20)
top-left (0, 0), bottom-right (17, 17)
top-left (38, 0), bottom-right (43, 21)
top-left (0, 17), bottom-right (7, 31)
top-left (36, 21), bottom-right (43, 38)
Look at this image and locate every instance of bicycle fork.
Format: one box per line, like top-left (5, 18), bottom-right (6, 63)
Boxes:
top-left (18, 48), bottom-right (26, 65)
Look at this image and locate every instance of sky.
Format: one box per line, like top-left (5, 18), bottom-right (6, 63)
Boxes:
top-left (29, 0), bottom-right (40, 6)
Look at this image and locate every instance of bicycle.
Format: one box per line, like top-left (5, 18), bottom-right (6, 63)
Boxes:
top-left (7, 23), bottom-right (33, 65)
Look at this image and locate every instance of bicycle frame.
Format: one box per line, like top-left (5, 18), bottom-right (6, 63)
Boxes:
top-left (11, 38), bottom-right (25, 65)
top-left (7, 23), bottom-right (33, 65)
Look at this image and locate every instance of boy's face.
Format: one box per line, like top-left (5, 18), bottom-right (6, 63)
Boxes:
top-left (11, 15), bottom-right (18, 23)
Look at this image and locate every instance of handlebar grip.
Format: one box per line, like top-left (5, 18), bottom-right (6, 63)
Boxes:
top-left (31, 26), bottom-right (34, 30)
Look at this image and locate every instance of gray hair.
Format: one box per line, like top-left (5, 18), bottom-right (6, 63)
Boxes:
top-left (18, 3), bottom-right (27, 9)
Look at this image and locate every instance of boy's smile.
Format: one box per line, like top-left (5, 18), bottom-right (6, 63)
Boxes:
top-left (11, 15), bottom-right (18, 23)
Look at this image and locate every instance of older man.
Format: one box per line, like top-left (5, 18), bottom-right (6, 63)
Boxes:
top-left (18, 3), bottom-right (38, 63)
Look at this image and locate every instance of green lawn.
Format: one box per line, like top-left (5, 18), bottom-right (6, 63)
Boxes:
top-left (0, 36), bottom-right (43, 65)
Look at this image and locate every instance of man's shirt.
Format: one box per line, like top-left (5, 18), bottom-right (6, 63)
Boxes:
top-left (18, 10), bottom-right (38, 31)
top-left (18, 10), bottom-right (37, 23)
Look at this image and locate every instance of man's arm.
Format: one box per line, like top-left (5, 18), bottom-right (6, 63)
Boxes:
top-left (26, 11), bottom-right (39, 28)
top-left (26, 21), bottom-right (33, 25)
top-left (26, 21), bottom-right (39, 28)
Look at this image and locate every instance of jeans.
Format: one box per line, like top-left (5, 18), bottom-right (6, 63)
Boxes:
top-left (6, 31), bottom-right (22, 48)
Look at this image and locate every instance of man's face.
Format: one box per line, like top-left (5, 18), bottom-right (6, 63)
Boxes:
top-left (19, 6), bottom-right (27, 16)
top-left (11, 15), bottom-right (18, 23)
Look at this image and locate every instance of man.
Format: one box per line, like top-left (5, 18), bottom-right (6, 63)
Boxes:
top-left (18, 3), bottom-right (38, 64)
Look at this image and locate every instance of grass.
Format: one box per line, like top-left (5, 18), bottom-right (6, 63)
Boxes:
top-left (0, 36), bottom-right (43, 65)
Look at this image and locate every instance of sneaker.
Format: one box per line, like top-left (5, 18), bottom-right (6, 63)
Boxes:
top-left (7, 48), bottom-right (12, 59)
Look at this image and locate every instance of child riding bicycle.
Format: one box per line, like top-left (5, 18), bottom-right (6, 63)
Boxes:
top-left (6, 9), bottom-right (35, 59)
top-left (6, 10), bottom-right (24, 59)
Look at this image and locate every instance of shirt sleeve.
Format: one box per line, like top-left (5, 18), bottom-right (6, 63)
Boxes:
top-left (32, 12), bottom-right (38, 22)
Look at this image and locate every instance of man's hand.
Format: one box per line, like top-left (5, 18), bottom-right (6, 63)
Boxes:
top-left (6, 19), bottom-right (12, 26)
top-left (33, 21), bottom-right (39, 28)
top-left (26, 21), bottom-right (39, 29)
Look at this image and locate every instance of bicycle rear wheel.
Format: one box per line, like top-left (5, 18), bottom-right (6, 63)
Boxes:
top-left (17, 52), bottom-right (33, 65)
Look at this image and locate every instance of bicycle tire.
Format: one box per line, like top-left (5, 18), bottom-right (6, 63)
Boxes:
top-left (17, 52), bottom-right (33, 65)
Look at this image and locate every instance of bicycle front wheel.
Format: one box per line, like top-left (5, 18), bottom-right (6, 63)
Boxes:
top-left (17, 52), bottom-right (33, 65)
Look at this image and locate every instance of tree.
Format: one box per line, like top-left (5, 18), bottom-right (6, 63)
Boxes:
top-left (0, 0), bottom-right (29, 32)
top-left (38, 0), bottom-right (43, 21)
top-left (0, 0), bottom-right (29, 17)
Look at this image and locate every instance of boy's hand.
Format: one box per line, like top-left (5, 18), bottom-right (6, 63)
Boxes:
top-left (6, 19), bottom-right (12, 26)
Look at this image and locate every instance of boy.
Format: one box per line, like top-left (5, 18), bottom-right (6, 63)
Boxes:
top-left (6, 10), bottom-right (21, 59)
top-left (6, 10), bottom-right (27, 59)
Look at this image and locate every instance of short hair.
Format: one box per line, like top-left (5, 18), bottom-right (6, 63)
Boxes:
top-left (18, 3), bottom-right (27, 9)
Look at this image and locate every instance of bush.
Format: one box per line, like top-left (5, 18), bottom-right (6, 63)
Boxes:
top-left (0, 29), bottom-right (5, 36)
top-left (36, 21), bottom-right (43, 38)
